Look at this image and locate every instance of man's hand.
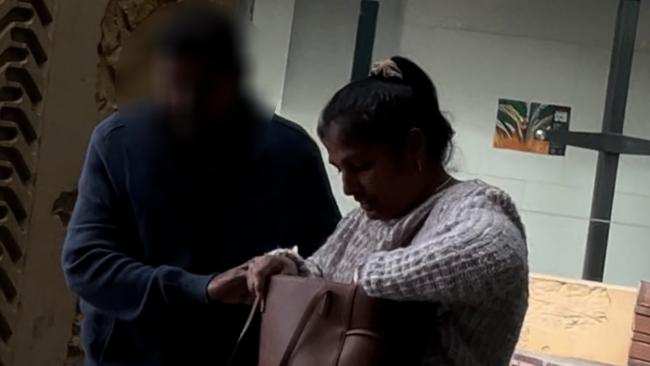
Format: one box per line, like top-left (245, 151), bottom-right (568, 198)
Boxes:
top-left (246, 255), bottom-right (298, 300)
top-left (207, 263), bottom-right (253, 304)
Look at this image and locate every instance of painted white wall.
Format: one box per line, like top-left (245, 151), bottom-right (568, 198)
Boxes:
top-left (398, 0), bottom-right (650, 286)
top-left (251, 0), bottom-right (650, 286)
top-left (248, 0), bottom-right (296, 111)
top-left (252, 0), bottom-right (405, 214)
top-left (607, 44), bottom-right (650, 286)
top-left (276, 0), bottom-right (362, 212)
top-left (372, 0), bottom-right (404, 61)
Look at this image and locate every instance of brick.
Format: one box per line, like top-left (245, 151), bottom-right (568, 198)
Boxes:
top-left (630, 341), bottom-right (650, 362)
top-left (636, 314), bottom-right (650, 335)
top-left (630, 359), bottom-right (650, 366)
top-left (638, 305), bottom-right (650, 317)
top-left (640, 282), bottom-right (650, 308)
top-left (634, 332), bottom-right (650, 344)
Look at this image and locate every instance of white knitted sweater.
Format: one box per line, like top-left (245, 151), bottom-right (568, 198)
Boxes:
top-left (290, 180), bottom-right (528, 365)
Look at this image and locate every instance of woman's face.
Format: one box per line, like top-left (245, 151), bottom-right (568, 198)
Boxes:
top-left (322, 124), bottom-right (428, 221)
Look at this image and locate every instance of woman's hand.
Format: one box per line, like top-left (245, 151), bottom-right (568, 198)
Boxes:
top-left (247, 255), bottom-right (298, 300)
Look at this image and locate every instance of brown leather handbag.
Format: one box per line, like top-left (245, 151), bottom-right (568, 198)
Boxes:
top-left (229, 275), bottom-right (437, 366)
top-left (258, 275), bottom-right (384, 366)
top-left (252, 275), bottom-right (434, 366)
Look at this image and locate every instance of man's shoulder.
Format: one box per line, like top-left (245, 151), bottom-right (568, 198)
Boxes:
top-left (270, 114), bottom-right (310, 139)
top-left (265, 114), bottom-right (321, 158)
top-left (92, 111), bottom-right (125, 142)
top-left (92, 103), bottom-right (159, 146)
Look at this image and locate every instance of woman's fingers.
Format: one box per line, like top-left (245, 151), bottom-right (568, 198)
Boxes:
top-left (246, 262), bottom-right (255, 294)
top-left (255, 269), bottom-right (266, 299)
top-left (279, 256), bottom-right (298, 275)
top-left (246, 256), bottom-right (269, 299)
top-left (246, 255), bottom-right (295, 301)
top-left (247, 257), bottom-right (264, 296)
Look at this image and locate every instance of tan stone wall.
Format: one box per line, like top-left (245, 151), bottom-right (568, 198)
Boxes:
top-left (97, 0), bottom-right (241, 118)
top-left (0, 0), bottom-right (58, 364)
top-left (9, 1), bottom-right (109, 364)
top-left (518, 274), bottom-right (638, 365)
top-left (4, 2), bottom-right (238, 365)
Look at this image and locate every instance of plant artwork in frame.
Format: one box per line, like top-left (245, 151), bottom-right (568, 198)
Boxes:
top-left (494, 98), bottom-right (571, 156)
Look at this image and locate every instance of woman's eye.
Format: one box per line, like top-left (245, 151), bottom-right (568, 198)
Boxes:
top-left (351, 162), bottom-right (372, 172)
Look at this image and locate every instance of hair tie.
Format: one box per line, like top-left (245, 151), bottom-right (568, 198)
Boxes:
top-left (369, 59), bottom-right (403, 80)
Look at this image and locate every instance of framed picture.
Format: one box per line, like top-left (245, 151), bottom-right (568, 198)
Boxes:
top-left (494, 98), bottom-right (571, 156)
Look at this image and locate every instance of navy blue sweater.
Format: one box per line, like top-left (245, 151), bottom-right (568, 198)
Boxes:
top-left (62, 104), bottom-right (340, 365)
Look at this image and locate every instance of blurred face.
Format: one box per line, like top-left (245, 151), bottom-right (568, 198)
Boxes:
top-left (322, 123), bottom-right (430, 221)
top-left (152, 56), bottom-right (240, 138)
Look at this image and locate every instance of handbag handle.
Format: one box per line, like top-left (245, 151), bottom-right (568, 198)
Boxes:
top-left (278, 288), bottom-right (331, 366)
top-left (227, 296), bottom-right (261, 366)
top-left (227, 286), bottom-right (332, 366)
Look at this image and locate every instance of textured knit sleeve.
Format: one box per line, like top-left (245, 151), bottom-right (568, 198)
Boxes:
top-left (358, 190), bottom-right (527, 304)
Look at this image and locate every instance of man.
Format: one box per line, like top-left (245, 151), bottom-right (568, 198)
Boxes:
top-left (62, 8), bottom-right (340, 366)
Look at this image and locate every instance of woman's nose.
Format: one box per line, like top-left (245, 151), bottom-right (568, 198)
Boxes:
top-left (342, 172), bottom-right (360, 196)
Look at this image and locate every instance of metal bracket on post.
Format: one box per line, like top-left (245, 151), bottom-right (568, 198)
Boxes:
top-left (548, 130), bottom-right (650, 156)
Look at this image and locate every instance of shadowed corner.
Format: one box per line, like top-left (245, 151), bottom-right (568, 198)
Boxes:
top-left (51, 189), bottom-right (78, 227)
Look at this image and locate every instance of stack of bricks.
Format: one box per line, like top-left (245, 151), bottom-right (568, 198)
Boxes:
top-left (630, 281), bottom-right (650, 366)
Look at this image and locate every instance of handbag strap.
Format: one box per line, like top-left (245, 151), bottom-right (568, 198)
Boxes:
top-left (227, 286), bottom-right (331, 366)
top-left (278, 288), bottom-right (330, 366)
top-left (226, 296), bottom-right (261, 366)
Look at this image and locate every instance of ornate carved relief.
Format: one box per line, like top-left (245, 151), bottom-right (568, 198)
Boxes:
top-left (0, 0), bottom-right (54, 364)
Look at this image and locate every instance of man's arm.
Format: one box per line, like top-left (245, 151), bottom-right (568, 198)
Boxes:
top-left (62, 128), bottom-right (214, 321)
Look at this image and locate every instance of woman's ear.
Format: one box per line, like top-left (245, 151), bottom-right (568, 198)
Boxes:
top-left (404, 128), bottom-right (428, 171)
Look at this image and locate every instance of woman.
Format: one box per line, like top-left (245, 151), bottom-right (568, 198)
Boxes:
top-left (247, 57), bottom-right (528, 365)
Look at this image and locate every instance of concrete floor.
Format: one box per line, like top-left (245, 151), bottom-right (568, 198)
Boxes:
top-left (512, 352), bottom-right (616, 366)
